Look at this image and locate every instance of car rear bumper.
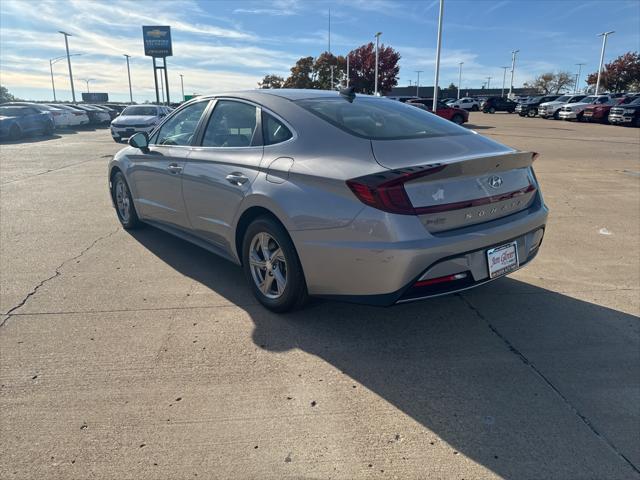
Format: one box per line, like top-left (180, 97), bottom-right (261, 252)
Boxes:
top-left (292, 195), bottom-right (548, 304)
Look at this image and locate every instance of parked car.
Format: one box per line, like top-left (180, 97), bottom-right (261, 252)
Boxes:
top-left (108, 90), bottom-right (547, 312)
top-left (482, 97), bottom-right (517, 113)
top-left (0, 105), bottom-right (54, 140)
top-left (558, 95), bottom-right (612, 121)
top-left (407, 99), bottom-right (469, 124)
top-left (608, 96), bottom-right (640, 127)
top-left (449, 97), bottom-right (480, 111)
top-left (386, 96), bottom-right (420, 103)
top-left (582, 96), bottom-right (637, 123)
top-left (538, 95), bottom-right (586, 119)
top-left (90, 104), bottom-right (119, 120)
top-left (443, 98), bottom-right (456, 105)
top-left (49, 104), bottom-right (90, 126)
top-left (110, 105), bottom-right (171, 143)
top-left (516, 95), bottom-right (560, 117)
top-left (2, 102), bottom-right (77, 129)
top-left (67, 104), bottom-right (111, 125)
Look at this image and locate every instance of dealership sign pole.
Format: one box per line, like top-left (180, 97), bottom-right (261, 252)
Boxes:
top-left (432, 0), bottom-right (444, 111)
top-left (143, 26), bottom-right (173, 105)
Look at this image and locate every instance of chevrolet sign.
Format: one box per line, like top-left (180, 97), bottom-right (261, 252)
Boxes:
top-left (142, 26), bottom-right (172, 57)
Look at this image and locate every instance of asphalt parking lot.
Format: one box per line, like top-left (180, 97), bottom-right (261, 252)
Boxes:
top-left (1, 115), bottom-right (639, 479)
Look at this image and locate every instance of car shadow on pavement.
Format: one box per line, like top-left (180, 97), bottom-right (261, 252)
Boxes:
top-left (128, 226), bottom-right (639, 479)
top-left (464, 124), bottom-right (495, 130)
top-left (0, 133), bottom-right (63, 145)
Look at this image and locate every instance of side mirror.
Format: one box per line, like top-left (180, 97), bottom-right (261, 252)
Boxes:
top-left (129, 132), bottom-right (149, 152)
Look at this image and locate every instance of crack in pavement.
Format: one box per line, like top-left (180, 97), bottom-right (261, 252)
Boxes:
top-left (1, 156), bottom-right (110, 186)
top-left (0, 228), bottom-right (120, 328)
top-left (457, 293), bottom-right (640, 476)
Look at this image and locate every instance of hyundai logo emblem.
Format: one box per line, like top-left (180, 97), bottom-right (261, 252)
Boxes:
top-left (488, 175), bottom-right (503, 189)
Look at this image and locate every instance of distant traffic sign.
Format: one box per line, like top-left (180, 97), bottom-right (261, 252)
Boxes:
top-left (183, 94), bottom-right (199, 101)
top-left (142, 26), bottom-right (172, 57)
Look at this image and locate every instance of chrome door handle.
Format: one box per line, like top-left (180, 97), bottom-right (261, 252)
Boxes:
top-left (167, 163), bottom-right (183, 174)
top-left (225, 172), bottom-right (249, 186)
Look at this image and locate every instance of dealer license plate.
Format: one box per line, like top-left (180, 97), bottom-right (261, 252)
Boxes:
top-left (487, 242), bottom-right (519, 279)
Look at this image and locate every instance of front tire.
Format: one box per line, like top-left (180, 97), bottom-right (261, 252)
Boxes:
top-left (111, 171), bottom-right (141, 229)
top-left (488, 107), bottom-right (496, 114)
top-left (527, 109), bottom-right (536, 118)
top-left (242, 216), bottom-right (308, 312)
top-left (451, 114), bottom-right (464, 125)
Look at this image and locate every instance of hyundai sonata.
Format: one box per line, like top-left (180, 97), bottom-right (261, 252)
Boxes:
top-left (108, 89), bottom-right (548, 312)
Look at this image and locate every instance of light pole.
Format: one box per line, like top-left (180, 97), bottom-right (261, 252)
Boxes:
top-left (124, 54), bottom-right (133, 103)
top-left (346, 53), bottom-right (350, 87)
top-left (486, 76), bottom-right (492, 90)
top-left (374, 32), bottom-right (382, 95)
top-left (84, 79), bottom-right (92, 93)
top-left (179, 74), bottom-right (184, 100)
top-left (508, 49), bottom-right (519, 98)
top-left (432, 0), bottom-right (444, 111)
top-left (574, 63), bottom-right (585, 93)
top-left (49, 53), bottom-right (81, 102)
top-left (457, 62), bottom-right (463, 100)
top-left (501, 66), bottom-right (509, 97)
top-left (59, 31), bottom-right (77, 103)
top-left (330, 65), bottom-right (335, 90)
top-left (415, 70), bottom-right (423, 97)
top-left (595, 31), bottom-right (614, 95)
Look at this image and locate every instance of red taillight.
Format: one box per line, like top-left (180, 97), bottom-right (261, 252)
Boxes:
top-left (414, 272), bottom-right (468, 287)
top-left (346, 164), bottom-right (445, 215)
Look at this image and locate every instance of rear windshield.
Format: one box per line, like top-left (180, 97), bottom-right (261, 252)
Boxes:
top-left (122, 106), bottom-right (158, 116)
top-left (295, 96), bottom-right (469, 140)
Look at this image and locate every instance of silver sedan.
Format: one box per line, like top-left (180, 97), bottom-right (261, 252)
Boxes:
top-left (108, 89), bottom-right (548, 311)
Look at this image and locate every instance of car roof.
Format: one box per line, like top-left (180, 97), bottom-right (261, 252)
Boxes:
top-left (194, 89), bottom-right (380, 102)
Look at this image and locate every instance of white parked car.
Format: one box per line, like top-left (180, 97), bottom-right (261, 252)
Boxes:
top-left (558, 95), bottom-right (612, 121)
top-left (50, 104), bottom-right (90, 126)
top-left (3, 102), bottom-right (79, 129)
top-left (538, 95), bottom-right (587, 119)
top-left (110, 105), bottom-right (171, 143)
top-left (449, 97), bottom-right (480, 111)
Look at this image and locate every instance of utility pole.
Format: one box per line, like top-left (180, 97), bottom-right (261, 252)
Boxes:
top-left (595, 31), bottom-right (614, 95)
top-left (179, 74), bottom-right (184, 100)
top-left (124, 54), bottom-right (133, 103)
top-left (574, 63), bottom-right (585, 94)
top-left (49, 59), bottom-right (56, 102)
top-left (415, 70), bottom-right (423, 97)
top-left (328, 8), bottom-right (331, 53)
top-left (374, 32), bottom-right (382, 95)
top-left (346, 53), bottom-right (350, 87)
top-left (501, 66), bottom-right (509, 97)
top-left (457, 61), bottom-right (463, 100)
top-left (508, 49), bottom-right (519, 98)
top-left (59, 31), bottom-right (76, 103)
top-left (330, 65), bottom-right (335, 90)
top-left (486, 76), bottom-right (492, 90)
top-left (432, 0), bottom-right (444, 111)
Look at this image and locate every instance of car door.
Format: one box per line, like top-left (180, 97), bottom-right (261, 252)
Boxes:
top-left (127, 100), bottom-right (209, 229)
top-left (19, 108), bottom-right (38, 133)
top-left (181, 99), bottom-right (264, 250)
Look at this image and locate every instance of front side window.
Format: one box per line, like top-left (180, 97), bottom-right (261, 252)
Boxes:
top-left (296, 96), bottom-right (468, 140)
top-left (201, 100), bottom-right (258, 147)
top-left (263, 113), bottom-right (293, 145)
top-left (154, 101), bottom-right (208, 146)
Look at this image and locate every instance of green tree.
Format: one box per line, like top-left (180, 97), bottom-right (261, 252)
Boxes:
top-left (585, 51), bottom-right (640, 92)
top-left (258, 74), bottom-right (285, 89)
top-left (524, 72), bottom-right (574, 94)
top-left (313, 52), bottom-right (346, 90)
top-left (0, 85), bottom-right (17, 103)
top-left (284, 57), bottom-right (316, 89)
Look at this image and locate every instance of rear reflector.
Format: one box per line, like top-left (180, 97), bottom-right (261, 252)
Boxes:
top-left (414, 272), bottom-right (468, 287)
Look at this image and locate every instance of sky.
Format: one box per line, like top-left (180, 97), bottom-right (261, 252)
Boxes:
top-left (1, 0), bottom-right (639, 102)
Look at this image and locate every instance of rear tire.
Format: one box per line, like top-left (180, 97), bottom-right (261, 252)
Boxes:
top-left (488, 107), bottom-right (496, 114)
top-left (242, 216), bottom-right (308, 312)
top-left (553, 110), bottom-right (560, 120)
top-left (111, 171), bottom-right (141, 229)
top-left (451, 114), bottom-right (464, 125)
top-left (472, 105), bottom-right (479, 112)
top-left (527, 109), bottom-right (536, 118)
top-left (43, 120), bottom-right (54, 136)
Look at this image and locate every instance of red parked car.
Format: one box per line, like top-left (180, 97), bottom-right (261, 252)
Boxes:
top-left (582, 96), bottom-right (636, 123)
top-left (407, 99), bottom-right (469, 125)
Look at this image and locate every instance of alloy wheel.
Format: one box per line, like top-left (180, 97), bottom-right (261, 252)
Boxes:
top-left (249, 232), bottom-right (287, 299)
top-left (115, 178), bottom-right (131, 223)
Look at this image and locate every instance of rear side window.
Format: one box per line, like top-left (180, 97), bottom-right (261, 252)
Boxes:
top-left (263, 113), bottom-right (292, 145)
top-left (202, 100), bottom-right (258, 147)
top-left (296, 97), bottom-right (468, 140)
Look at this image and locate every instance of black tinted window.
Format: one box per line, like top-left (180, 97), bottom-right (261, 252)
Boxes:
top-left (263, 113), bottom-right (292, 145)
top-left (296, 97), bottom-right (468, 140)
top-left (202, 100), bottom-right (258, 147)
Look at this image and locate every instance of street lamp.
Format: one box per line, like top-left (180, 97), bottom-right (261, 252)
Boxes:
top-left (501, 66), bottom-right (509, 97)
top-left (49, 53), bottom-right (81, 102)
top-left (124, 54), bottom-right (133, 103)
top-left (508, 49), bottom-right (519, 98)
top-left (330, 65), bottom-right (335, 90)
top-left (486, 76), bottom-right (492, 90)
top-left (432, 0), bottom-right (444, 111)
top-left (574, 63), bottom-right (585, 94)
top-left (59, 31), bottom-right (77, 103)
top-left (595, 31), bottom-right (614, 95)
top-left (415, 70), bottom-right (423, 97)
top-left (84, 79), bottom-right (93, 93)
top-left (457, 62), bottom-right (463, 100)
top-left (179, 73), bottom-right (185, 100)
top-left (346, 52), bottom-right (351, 87)
top-left (374, 32), bottom-right (382, 95)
